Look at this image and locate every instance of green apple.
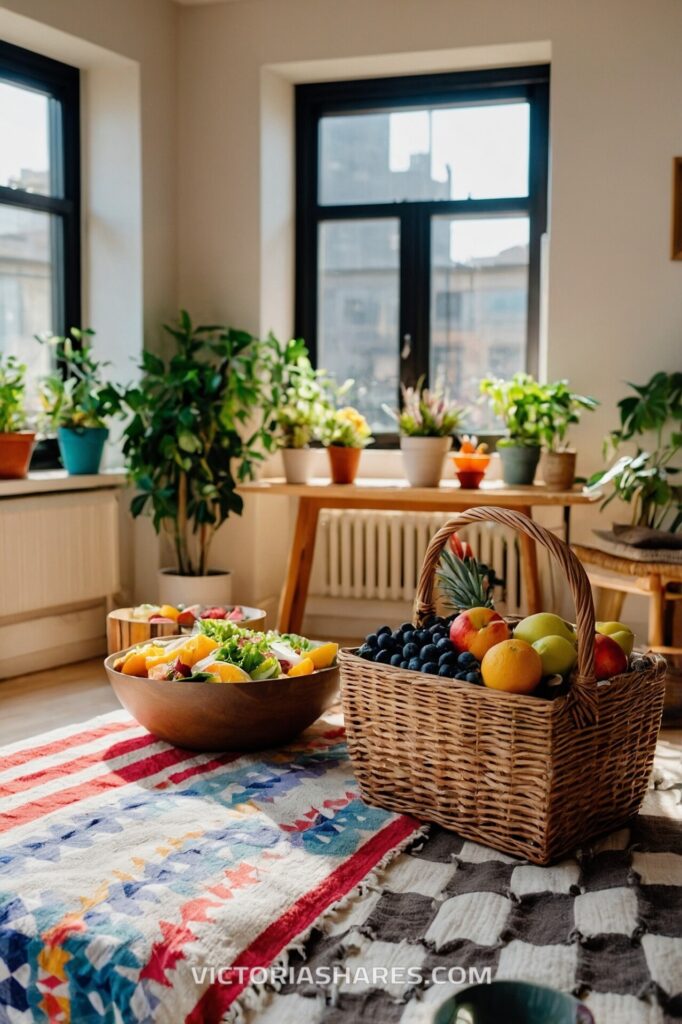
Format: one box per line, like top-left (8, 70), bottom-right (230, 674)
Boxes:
top-left (596, 621), bottom-right (634, 657)
top-left (532, 635), bottom-right (578, 677)
top-left (514, 613), bottom-right (577, 648)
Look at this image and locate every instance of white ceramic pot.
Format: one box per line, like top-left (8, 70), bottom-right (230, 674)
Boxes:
top-left (282, 447), bottom-right (315, 485)
top-left (158, 569), bottom-right (232, 607)
top-left (400, 436), bottom-right (453, 487)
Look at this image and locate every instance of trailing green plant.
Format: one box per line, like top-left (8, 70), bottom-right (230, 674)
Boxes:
top-left (121, 310), bottom-right (278, 577)
top-left (479, 372), bottom-right (548, 447)
top-left (537, 380), bottom-right (599, 451)
top-left (384, 376), bottom-right (466, 437)
top-left (269, 337), bottom-right (334, 448)
top-left (587, 371), bottom-right (682, 532)
top-left (37, 328), bottom-right (120, 429)
top-left (0, 354), bottom-right (28, 433)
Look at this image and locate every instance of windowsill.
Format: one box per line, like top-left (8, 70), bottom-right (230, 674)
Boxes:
top-left (0, 468), bottom-right (127, 498)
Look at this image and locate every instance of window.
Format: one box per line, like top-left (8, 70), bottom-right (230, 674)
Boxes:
top-left (296, 66), bottom-right (549, 437)
top-left (0, 41), bottom-right (80, 397)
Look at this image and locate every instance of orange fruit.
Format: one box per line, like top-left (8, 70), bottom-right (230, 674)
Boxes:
top-left (158, 604), bottom-right (180, 622)
top-left (204, 662), bottom-right (251, 683)
top-left (288, 657), bottom-right (315, 677)
top-left (308, 643), bottom-right (338, 670)
top-left (121, 652), bottom-right (149, 677)
top-left (481, 638), bottom-right (542, 694)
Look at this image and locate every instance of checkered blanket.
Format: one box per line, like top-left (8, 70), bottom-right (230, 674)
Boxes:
top-left (242, 736), bottom-right (682, 1024)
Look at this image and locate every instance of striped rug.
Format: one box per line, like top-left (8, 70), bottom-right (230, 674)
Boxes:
top-left (0, 710), bottom-right (420, 1023)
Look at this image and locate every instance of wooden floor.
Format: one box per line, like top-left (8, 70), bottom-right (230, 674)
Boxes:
top-left (1, 657), bottom-right (681, 751)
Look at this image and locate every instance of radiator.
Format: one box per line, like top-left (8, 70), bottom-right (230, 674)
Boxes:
top-left (309, 510), bottom-right (524, 617)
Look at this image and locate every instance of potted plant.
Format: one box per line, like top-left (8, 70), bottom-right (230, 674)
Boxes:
top-left (480, 372), bottom-right (547, 486)
top-left (121, 311), bottom-right (276, 605)
top-left (0, 354), bottom-right (35, 479)
top-left (587, 371), bottom-right (681, 538)
top-left (537, 380), bottom-right (599, 490)
top-left (38, 328), bottom-right (120, 475)
top-left (384, 377), bottom-right (465, 487)
top-left (270, 337), bottom-right (332, 484)
top-left (322, 405), bottom-right (373, 484)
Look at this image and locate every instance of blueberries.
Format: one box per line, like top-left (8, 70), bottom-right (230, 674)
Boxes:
top-left (365, 633), bottom-right (379, 649)
top-left (400, 660), bottom-right (409, 669)
top-left (455, 670), bottom-right (469, 680)
top-left (421, 661), bottom-right (439, 675)
top-left (357, 644), bottom-right (374, 660)
top-left (466, 671), bottom-right (482, 684)
top-left (415, 629), bottom-right (430, 644)
top-left (407, 657), bottom-right (421, 672)
top-left (400, 622), bottom-right (413, 633)
top-left (377, 625), bottom-right (392, 637)
top-left (390, 653), bottom-right (403, 667)
top-left (457, 651), bottom-right (478, 668)
top-left (439, 651), bottom-right (458, 667)
top-left (430, 632), bottom-right (446, 644)
top-left (375, 649), bottom-right (392, 664)
top-left (391, 629), bottom-right (403, 642)
top-left (436, 637), bottom-right (453, 652)
top-left (403, 643), bottom-right (419, 660)
top-left (438, 664), bottom-right (453, 677)
top-left (377, 633), bottom-right (395, 651)
top-left (420, 644), bottom-right (439, 663)
top-left (402, 630), bottom-right (415, 645)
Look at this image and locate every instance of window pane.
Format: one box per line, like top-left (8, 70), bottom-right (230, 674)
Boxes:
top-left (0, 205), bottom-right (56, 399)
top-left (319, 102), bottom-right (528, 205)
top-left (0, 80), bottom-right (51, 195)
top-left (318, 219), bottom-right (399, 432)
top-left (430, 216), bottom-right (529, 431)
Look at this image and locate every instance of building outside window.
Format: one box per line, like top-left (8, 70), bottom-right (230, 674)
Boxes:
top-left (296, 66), bottom-right (549, 438)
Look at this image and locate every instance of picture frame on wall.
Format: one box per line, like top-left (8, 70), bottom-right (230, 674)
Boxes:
top-left (672, 157), bottom-right (682, 260)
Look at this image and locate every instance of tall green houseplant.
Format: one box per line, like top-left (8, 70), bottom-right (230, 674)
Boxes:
top-left (122, 311), bottom-right (277, 579)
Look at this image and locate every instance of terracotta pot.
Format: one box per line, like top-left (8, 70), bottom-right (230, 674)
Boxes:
top-left (327, 445), bottom-right (361, 484)
top-left (0, 431), bottom-right (35, 479)
top-left (544, 450), bottom-right (577, 490)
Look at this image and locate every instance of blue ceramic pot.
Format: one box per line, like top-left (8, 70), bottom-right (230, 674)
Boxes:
top-left (57, 427), bottom-right (109, 475)
top-left (433, 981), bottom-right (594, 1024)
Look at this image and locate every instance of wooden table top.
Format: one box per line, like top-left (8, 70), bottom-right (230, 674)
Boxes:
top-left (240, 477), bottom-right (600, 507)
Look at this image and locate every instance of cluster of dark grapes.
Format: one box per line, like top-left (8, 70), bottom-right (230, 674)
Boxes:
top-left (357, 618), bottom-right (482, 683)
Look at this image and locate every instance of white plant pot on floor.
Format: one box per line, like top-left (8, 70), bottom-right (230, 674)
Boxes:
top-left (158, 569), bottom-right (232, 607)
top-left (400, 435), bottom-right (452, 487)
top-left (282, 447), bottom-right (315, 485)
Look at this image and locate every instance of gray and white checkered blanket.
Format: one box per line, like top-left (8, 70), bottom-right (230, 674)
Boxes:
top-left (242, 737), bottom-right (682, 1024)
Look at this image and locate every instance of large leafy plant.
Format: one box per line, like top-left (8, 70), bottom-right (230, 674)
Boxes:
top-left (38, 328), bottom-right (120, 429)
top-left (270, 337), bottom-right (333, 449)
top-left (587, 371), bottom-right (682, 532)
top-left (121, 311), bottom-right (277, 576)
top-left (384, 377), bottom-right (466, 437)
top-left (0, 354), bottom-right (27, 433)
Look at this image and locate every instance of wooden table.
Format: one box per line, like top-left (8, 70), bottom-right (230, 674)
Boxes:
top-left (240, 478), bottom-right (600, 634)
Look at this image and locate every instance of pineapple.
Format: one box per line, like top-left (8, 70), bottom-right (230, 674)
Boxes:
top-left (436, 533), bottom-right (501, 612)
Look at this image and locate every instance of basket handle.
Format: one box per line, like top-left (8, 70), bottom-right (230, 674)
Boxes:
top-left (414, 507), bottom-right (598, 728)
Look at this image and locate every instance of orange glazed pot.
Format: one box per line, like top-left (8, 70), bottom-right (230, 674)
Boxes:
top-left (0, 432), bottom-right (35, 479)
top-left (327, 445), bottom-right (361, 484)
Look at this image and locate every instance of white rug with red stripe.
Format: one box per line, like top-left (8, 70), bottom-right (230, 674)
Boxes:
top-left (0, 711), bottom-right (421, 1024)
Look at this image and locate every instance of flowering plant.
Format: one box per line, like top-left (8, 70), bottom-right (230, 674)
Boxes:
top-left (385, 377), bottom-right (465, 437)
top-left (322, 406), bottom-right (373, 449)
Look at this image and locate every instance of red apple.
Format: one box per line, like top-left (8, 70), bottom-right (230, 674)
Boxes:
top-left (450, 607), bottom-right (511, 661)
top-left (177, 604), bottom-right (201, 627)
top-left (593, 632), bottom-right (628, 680)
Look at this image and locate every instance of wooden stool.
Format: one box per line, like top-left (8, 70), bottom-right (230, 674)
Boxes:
top-left (572, 544), bottom-right (682, 656)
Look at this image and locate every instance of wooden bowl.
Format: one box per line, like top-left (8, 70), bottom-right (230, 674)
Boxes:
top-left (106, 605), bottom-right (267, 654)
top-left (104, 637), bottom-right (340, 751)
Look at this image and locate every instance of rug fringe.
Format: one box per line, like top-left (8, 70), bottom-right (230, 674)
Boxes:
top-left (229, 822), bottom-right (430, 1023)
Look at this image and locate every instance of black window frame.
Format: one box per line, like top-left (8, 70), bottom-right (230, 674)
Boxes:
top-left (0, 39), bottom-right (81, 351)
top-left (295, 65), bottom-right (549, 445)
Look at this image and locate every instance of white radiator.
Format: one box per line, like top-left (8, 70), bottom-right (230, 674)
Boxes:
top-left (308, 510), bottom-right (524, 619)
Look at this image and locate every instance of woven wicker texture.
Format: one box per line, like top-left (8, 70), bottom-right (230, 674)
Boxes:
top-left (340, 507), bottom-right (668, 864)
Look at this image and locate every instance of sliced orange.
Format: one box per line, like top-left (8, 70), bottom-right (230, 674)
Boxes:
top-left (204, 661), bottom-right (251, 683)
top-left (121, 652), bottom-right (148, 677)
top-left (288, 657), bottom-right (315, 677)
top-left (158, 604), bottom-right (180, 622)
top-left (308, 643), bottom-right (338, 670)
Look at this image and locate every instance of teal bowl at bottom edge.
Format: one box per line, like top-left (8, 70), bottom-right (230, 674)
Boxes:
top-left (432, 982), bottom-right (594, 1024)
top-left (57, 426), bottom-right (109, 475)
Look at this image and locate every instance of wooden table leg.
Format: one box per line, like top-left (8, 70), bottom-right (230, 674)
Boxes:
top-left (647, 574), bottom-right (665, 649)
top-left (518, 505), bottom-right (542, 615)
top-left (277, 498), bottom-right (321, 635)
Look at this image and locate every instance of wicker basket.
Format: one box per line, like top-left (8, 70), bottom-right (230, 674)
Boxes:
top-left (340, 508), bottom-right (667, 864)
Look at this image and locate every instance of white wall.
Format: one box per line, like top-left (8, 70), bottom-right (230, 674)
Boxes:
top-left (172, 0), bottom-right (682, 620)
